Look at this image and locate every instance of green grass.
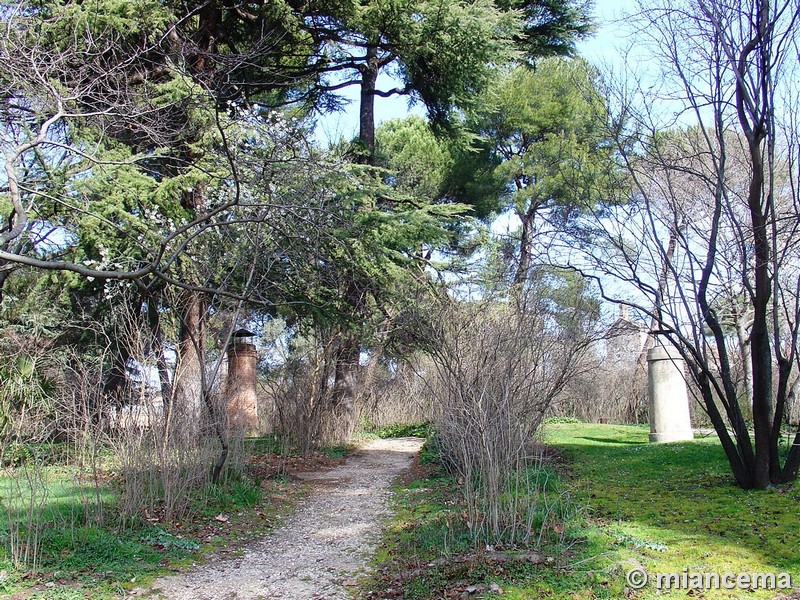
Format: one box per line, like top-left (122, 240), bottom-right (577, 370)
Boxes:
top-left (539, 423), bottom-right (799, 599)
top-left (372, 422), bottom-right (434, 439)
top-left (0, 443), bottom-right (308, 599)
top-left (244, 434), bottom-right (293, 456)
top-left (369, 423), bottom-right (800, 599)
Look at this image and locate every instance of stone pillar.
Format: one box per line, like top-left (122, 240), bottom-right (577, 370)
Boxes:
top-left (226, 339), bottom-right (259, 435)
top-left (647, 344), bottom-right (693, 443)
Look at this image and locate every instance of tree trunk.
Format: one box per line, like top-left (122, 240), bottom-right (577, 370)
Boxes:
top-left (359, 44), bottom-right (379, 160)
top-left (146, 292), bottom-right (173, 409)
top-left (512, 212), bottom-right (533, 287)
top-left (167, 3), bottom-right (220, 438)
top-left (318, 41), bottom-right (381, 445)
top-left (173, 289), bottom-right (206, 436)
top-left (326, 333), bottom-right (361, 443)
top-left (743, 111), bottom-right (772, 491)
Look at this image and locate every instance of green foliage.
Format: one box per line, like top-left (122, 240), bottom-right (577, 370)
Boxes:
top-left (1, 442), bottom-right (70, 468)
top-left (369, 424), bottom-right (799, 598)
top-left (140, 528), bottom-right (200, 553)
top-left (497, 0), bottom-right (593, 58)
top-left (40, 0), bottom-right (174, 42)
top-left (372, 422), bottom-right (433, 439)
top-left (472, 58), bottom-right (619, 223)
top-left (418, 438), bottom-right (443, 466)
top-left (376, 117), bottom-right (454, 202)
top-left (542, 416), bottom-right (582, 424)
top-left (0, 335), bottom-right (61, 455)
top-left (395, 0), bottom-right (522, 125)
top-left (441, 136), bottom-right (506, 220)
top-left (41, 525), bottom-right (164, 572)
top-left (375, 116), bottom-right (508, 228)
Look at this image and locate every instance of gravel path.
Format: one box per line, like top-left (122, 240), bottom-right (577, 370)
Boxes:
top-left (146, 437), bottom-right (423, 600)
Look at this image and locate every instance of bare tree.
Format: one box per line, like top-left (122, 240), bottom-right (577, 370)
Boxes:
top-left (567, 0), bottom-right (800, 488)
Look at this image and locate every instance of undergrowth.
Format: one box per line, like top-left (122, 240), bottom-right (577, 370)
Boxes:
top-left (359, 421), bottom-right (434, 440)
top-left (0, 436), bottom-right (316, 599)
top-left (367, 424), bottom-right (800, 599)
top-left (364, 438), bottom-right (589, 599)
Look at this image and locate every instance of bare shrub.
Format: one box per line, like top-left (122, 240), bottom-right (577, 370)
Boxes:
top-left (552, 356), bottom-right (648, 424)
top-left (0, 330), bottom-right (63, 571)
top-left (263, 326), bottom-right (370, 451)
top-left (356, 358), bottom-right (432, 430)
top-left (263, 332), bottom-right (334, 453)
top-left (0, 300), bottom-right (256, 569)
top-left (424, 292), bottom-right (595, 545)
top-left (106, 304), bottom-right (243, 523)
top-left (0, 332), bottom-right (108, 571)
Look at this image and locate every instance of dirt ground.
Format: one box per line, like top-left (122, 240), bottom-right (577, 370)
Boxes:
top-left (144, 437), bottom-right (423, 600)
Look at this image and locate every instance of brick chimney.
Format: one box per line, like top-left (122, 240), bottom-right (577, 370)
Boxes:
top-left (226, 329), bottom-right (259, 435)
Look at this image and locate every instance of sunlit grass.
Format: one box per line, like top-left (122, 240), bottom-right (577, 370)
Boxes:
top-left (0, 442), bottom-right (304, 599)
top-left (371, 423), bottom-right (799, 599)
top-left (526, 423), bottom-right (799, 598)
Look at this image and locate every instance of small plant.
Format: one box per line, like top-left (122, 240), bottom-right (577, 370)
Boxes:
top-left (141, 528), bottom-right (200, 552)
top-left (418, 438), bottom-right (442, 466)
top-left (245, 435), bottom-right (292, 456)
top-left (613, 532), bottom-right (668, 552)
top-left (543, 416), bottom-right (582, 425)
top-left (374, 422), bottom-right (433, 439)
top-left (195, 478), bottom-right (262, 517)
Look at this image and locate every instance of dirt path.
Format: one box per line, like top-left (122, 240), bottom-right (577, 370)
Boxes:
top-left (146, 437), bottom-right (423, 600)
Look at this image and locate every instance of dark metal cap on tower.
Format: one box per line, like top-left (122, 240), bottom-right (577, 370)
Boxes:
top-left (232, 328), bottom-right (256, 339)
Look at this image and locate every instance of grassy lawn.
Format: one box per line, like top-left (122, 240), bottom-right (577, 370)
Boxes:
top-left (0, 436), bottom-right (325, 599)
top-left (369, 423), bottom-right (799, 599)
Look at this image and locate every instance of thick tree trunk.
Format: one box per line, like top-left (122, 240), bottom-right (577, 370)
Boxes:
top-left (743, 121), bottom-right (772, 490)
top-left (359, 45), bottom-right (379, 159)
top-left (749, 233), bottom-right (772, 488)
top-left (318, 41), bottom-right (381, 445)
top-left (327, 333), bottom-right (361, 443)
top-left (167, 2), bottom-right (220, 437)
top-left (173, 289), bottom-right (206, 436)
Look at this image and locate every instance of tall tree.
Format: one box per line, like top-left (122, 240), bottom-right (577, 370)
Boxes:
top-left (469, 58), bottom-right (617, 286)
top-left (571, 0), bottom-right (800, 489)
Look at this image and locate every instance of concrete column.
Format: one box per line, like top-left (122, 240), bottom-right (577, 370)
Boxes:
top-left (226, 340), bottom-right (259, 435)
top-left (647, 344), bottom-right (693, 442)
